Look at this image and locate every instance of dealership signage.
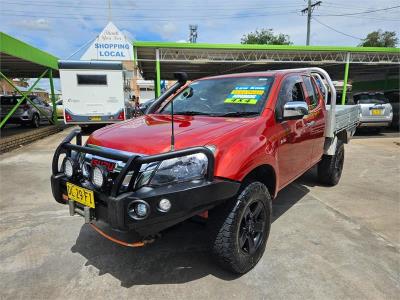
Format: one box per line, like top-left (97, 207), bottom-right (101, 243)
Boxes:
top-left (81, 22), bottom-right (133, 61)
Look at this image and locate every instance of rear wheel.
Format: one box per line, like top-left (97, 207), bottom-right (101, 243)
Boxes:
top-left (208, 181), bottom-right (271, 274)
top-left (318, 140), bottom-right (344, 186)
top-left (31, 114), bottom-right (40, 128)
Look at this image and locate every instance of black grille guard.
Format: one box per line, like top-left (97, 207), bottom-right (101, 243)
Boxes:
top-left (52, 129), bottom-right (215, 197)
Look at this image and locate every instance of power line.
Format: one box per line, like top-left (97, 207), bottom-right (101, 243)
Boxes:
top-left (0, 10), bottom-right (300, 21)
top-left (1, 0), bottom-right (302, 10)
top-left (316, 14), bottom-right (400, 22)
top-left (314, 5), bottom-right (400, 16)
top-left (312, 17), bottom-right (363, 40)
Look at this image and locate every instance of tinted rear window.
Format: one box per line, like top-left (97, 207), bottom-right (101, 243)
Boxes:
top-left (77, 74), bottom-right (107, 85)
top-left (354, 93), bottom-right (387, 104)
top-left (0, 96), bottom-right (28, 105)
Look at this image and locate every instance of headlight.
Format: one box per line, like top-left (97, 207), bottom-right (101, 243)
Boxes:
top-left (91, 166), bottom-right (106, 188)
top-left (135, 153), bottom-right (208, 188)
top-left (63, 157), bottom-right (75, 178)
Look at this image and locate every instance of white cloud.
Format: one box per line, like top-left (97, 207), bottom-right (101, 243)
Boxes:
top-left (14, 18), bottom-right (51, 31)
top-left (157, 22), bottom-right (178, 39)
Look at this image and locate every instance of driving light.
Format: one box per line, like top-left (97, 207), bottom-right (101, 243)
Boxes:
top-left (128, 200), bottom-right (150, 220)
top-left (63, 157), bottom-right (75, 178)
top-left (91, 166), bottom-right (105, 188)
top-left (158, 199), bottom-right (171, 212)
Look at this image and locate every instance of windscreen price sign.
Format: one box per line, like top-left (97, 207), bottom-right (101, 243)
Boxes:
top-left (81, 22), bottom-right (133, 61)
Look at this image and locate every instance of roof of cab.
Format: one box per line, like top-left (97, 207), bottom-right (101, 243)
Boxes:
top-left (198, 68), bottom-right (308, 81)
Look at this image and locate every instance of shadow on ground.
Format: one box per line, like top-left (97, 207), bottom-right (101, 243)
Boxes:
top-left (353, 127), bottom-right (399, 139)
top-left (71, 172), bottom-right (313, 287)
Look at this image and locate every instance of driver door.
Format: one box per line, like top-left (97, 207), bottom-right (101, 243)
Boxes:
top-left (274, 75), bottom-right (314, 188)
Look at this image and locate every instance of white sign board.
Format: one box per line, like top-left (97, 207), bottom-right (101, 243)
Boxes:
top-left (81, 22), bottom-right (133, 61)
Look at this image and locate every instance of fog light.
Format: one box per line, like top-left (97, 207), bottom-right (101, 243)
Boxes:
top-left (63, 157), bottom-right (75, 178)
top-left (128, 200), bottom-right (150, 220)
top-left (91, 166), bottom-right (105, 188)
top-left (136, 203), bottom-right (148, 217)
top-left (158, 198), bottom-right (171, 212)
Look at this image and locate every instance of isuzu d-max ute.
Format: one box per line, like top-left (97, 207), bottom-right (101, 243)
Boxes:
top-left (51, 68), bottom-right (359, 274)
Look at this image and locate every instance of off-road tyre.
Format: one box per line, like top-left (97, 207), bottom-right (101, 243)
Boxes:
top-left (31, 113), bottom-right (40, 128)
top-left (208, 181), bottom-right (272, 274)
top-left (318, 140), bottom-right (344, 186)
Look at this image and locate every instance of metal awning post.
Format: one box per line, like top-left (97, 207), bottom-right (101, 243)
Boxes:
top-left (155, 48), bottom-right (161, 98)
top-left (48, 68), bottom-right (58, 124)
top-left (341, 52), bottom-right (351, 105)
top-left (0, 70), bottom-right (53, 128)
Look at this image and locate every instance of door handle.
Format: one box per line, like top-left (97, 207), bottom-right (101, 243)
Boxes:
top-left (306, 121), bottom-right (316, 127)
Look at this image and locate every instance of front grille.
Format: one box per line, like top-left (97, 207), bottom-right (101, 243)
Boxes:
top-left (80, 153), bottom-right (134, 193)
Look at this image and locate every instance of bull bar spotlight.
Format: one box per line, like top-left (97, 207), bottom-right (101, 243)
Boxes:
top-left (91, 166), bottom-right (107, 189)
top-left (62, 157), bottom-right (75, 178)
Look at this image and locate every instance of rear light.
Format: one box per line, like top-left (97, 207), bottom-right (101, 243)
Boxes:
top-left (65, 111), bottom-right (72, 122)
top-left (117, 110), bottom-right (125, 120)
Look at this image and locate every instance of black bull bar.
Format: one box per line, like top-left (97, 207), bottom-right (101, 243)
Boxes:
top-left (51, 129), bottom-right (215, 197)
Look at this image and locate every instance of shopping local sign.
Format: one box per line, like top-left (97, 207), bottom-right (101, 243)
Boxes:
top-left (81, 22), bottom-right (133, 61)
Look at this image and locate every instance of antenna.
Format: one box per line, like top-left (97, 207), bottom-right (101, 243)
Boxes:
top-left (170, 93), bottom-right (175, 151)
top-left (170, 72), bottom-right (188, 152)
top-left (189, 25), bottom-right (198, 43)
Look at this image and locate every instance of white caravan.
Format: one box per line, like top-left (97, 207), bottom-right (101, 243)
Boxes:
top-left (59, 60), bottom-right (134, 126)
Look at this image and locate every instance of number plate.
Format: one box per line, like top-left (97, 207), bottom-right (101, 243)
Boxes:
top-left (89, 116), bottom-right (101, 121)
top-left (66, 182), bottom-right (95, 208)
top-left (371, 109), bottom-right (383, 116)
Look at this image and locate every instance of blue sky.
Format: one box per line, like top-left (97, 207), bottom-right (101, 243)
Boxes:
top-left (1, 0), bottom-right (399, 57)
top-left (0, 0), bottom-right (399, 90)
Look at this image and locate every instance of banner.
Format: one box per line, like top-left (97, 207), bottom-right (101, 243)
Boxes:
top-left (81, 22), bottom-right (133, 61)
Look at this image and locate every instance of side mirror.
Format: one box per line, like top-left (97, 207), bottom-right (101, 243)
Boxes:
top-left (283, 101), bottom-right (309, 120)
top-left (174, 72), bottom-right (188, 84)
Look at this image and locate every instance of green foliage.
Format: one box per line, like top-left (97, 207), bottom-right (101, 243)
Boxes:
top-left (241, 28), bottom-right (292, 45)
top-left (359, 30), bottom-right (398, 47)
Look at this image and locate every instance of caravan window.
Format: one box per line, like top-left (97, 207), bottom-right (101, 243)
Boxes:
top-left (77, 74), bottom-right (107, 85)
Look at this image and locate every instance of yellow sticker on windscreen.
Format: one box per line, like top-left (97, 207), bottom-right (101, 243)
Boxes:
top-left (225, 86), bottom-right (266, 104)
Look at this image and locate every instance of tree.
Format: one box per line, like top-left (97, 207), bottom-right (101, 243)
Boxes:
top-left (359, 30), bottom-right (398, 47)
top-left (241, 28), bottom-right (292, 45)
top-left (17, 78), bottom-right (29, 87)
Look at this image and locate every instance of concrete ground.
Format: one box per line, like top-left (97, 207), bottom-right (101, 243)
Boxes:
top-left (0, 127), bottom-right (399, 299)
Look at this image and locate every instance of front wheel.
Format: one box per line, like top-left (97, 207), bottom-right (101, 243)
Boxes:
top-left (31, 114), bottom-right (40, 128)
top-left (208, 181), bottom-right (271, 274)
top-left (318, 140), bottom-right (344, 186)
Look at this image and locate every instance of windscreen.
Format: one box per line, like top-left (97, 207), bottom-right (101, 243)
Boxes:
top-left (160, 76), bottom-right (274, 117)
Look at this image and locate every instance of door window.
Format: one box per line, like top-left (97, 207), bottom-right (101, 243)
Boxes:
top-left (276, 75), bottom-right (306, 120)
top-left (303, 76), bottom-right (318, 109)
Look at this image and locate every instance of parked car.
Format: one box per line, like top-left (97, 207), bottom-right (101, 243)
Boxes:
top-left (55, 99), bottom-right (63, 119)
top-left (0, 94), bottom-right (53, 128)
top-left (384, 90), bottom-right (399, 129)
top-left (354, 92), bottom-right (393, 131)
top-left (51, 68), bottom-right (359, 274)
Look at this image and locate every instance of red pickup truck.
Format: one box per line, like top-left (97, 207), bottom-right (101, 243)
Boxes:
top-left (51, 68), bottom-right (359, 274)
